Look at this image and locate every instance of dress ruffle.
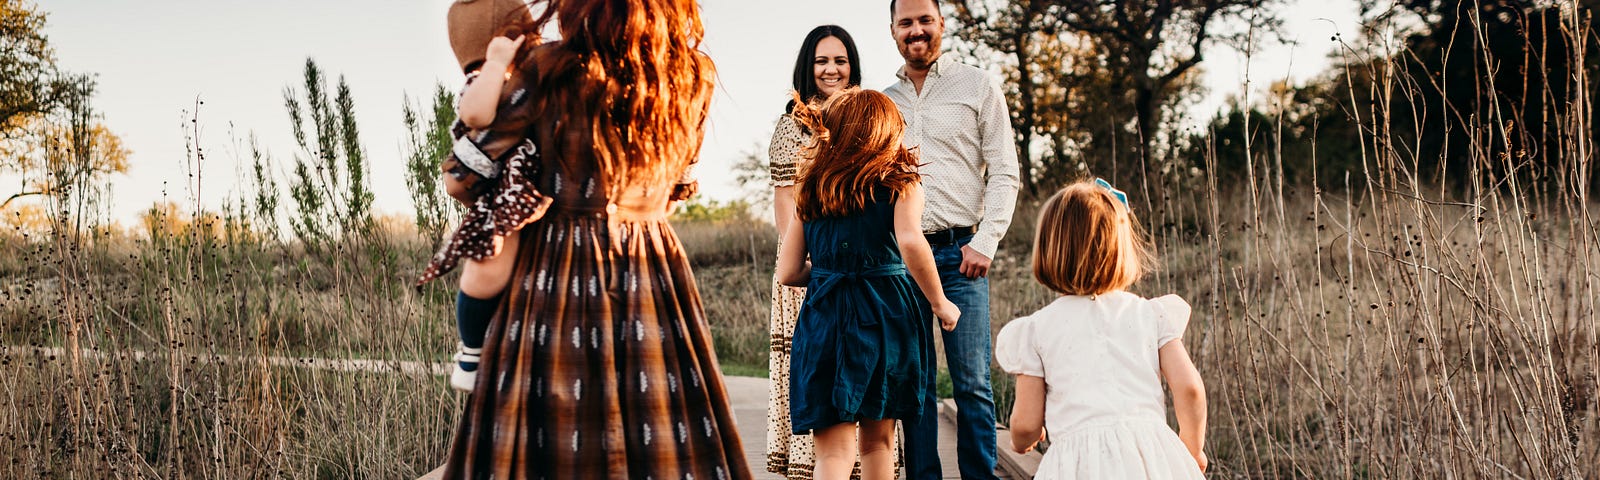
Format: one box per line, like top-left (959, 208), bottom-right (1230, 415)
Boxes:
top-left (419, 138), bottom-right (553, 286)
top-left (1035, 418), bottom-right (1204, 480)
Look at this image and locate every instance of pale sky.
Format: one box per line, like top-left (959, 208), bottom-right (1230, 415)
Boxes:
top-left (32, 0), bottom-right (1359, 225)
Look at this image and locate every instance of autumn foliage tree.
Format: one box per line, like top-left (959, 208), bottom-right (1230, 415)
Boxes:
top-left (0, 78), bottom-right (129, 236)
top-left (948, 0), bottom-right (1283, 194)
top-left (1, 0), bottom-right (128, 243)
top-left (1, 0), bottom-right (73, 139)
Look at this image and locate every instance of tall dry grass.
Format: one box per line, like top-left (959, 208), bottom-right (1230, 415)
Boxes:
top-left (1, 201), bottom-right (461, 477)
top-left (0, 181), bottom-right (780, 477)
top-left (1142, 182), bottom-right (1596, 477)
top-left (970, 6), bottom-right (1598, 477)
top-left (1110, 7), bottom-right (1600, 477)
top-left (675, 216), bottom-right (779, 374)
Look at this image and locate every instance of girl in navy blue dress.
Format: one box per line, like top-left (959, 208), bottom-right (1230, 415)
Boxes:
top-left (775, 87), bottom-right (961, 480)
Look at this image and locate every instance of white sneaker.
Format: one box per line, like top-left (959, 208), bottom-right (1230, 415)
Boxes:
top-left (450, 345), bottom-right (482, 392)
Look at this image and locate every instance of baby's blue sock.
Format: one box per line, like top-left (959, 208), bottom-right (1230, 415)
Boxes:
top-left (456, 291), bottom-right (498, 371)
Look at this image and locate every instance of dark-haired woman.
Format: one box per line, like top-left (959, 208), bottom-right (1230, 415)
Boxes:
top-left (764, 24), bottom-right (865, 479)
top-left (438, 0), bottom-right (751, 478)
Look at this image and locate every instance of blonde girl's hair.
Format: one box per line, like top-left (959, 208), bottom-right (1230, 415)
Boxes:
top-left (1031, 180), bottom-right (1155, 296)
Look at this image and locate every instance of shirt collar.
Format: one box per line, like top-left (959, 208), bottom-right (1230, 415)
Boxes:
top-left (895, 54), bottom-right (947, 82)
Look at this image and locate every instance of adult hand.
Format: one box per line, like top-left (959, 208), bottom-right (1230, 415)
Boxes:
top-left (959, 245), bottom-right (991, 278)
top-left (1193, 450), bottom-right (1208, 473)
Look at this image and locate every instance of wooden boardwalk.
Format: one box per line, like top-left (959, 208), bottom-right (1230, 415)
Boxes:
top-left (421, 376), bottom-right (1003, 479)
top-left (728, 376), bottom-right (1008, 480)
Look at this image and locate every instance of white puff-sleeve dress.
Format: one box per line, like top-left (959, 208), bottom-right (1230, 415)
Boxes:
top-left (994, 291), bottom-right (1205, 479)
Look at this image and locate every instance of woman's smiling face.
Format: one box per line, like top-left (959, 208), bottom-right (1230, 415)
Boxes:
top-left (813, 35), bottom-right (851, 98)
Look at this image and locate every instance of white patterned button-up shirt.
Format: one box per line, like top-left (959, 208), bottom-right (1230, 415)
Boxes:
top-left (884, 56), bottom-right (1020, 259)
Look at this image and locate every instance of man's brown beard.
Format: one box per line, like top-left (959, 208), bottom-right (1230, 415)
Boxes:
top-left (901, 36), bottom-right (940, 69)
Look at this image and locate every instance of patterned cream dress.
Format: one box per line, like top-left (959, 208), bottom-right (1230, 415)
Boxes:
top-left (765, 114), bottom-right (816, 478)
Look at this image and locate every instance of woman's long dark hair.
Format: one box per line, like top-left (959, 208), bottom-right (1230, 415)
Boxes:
top-left (786, 25), bottom-right (862, 113)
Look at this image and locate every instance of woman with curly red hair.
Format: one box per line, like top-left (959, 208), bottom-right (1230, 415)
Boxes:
top-left (437, 0), bottom-right (749, 478)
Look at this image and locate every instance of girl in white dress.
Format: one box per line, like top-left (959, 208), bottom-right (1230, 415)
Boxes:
top-left (995, 179), bottom-right (1208, 479)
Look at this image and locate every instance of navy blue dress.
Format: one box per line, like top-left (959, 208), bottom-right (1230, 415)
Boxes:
top-left (789, 191), bottom-right (935, 433)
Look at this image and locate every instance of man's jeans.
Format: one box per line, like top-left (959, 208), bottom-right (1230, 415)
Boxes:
top-left (904, 234), bottom-right (998, 480)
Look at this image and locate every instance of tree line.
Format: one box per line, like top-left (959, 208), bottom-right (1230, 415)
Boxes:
top-left (8, 0), bottom-right (1596, 249)
top-left (944, 0), bottom-right (1598, 199)
top-left (0, 0), bottom-right (462, 252)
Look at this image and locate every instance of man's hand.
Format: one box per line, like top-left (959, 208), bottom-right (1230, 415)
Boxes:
top-left (959, 245), bottom-right (991, 278)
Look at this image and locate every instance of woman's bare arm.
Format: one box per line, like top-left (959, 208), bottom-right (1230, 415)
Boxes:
top-left (774, 185), bottom-right (797, 237)
top-left (774, 216), bottom-right (809, 287)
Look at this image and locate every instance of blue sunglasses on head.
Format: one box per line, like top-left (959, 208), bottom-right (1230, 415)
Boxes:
top-left (1094, 178), bottom-right (1128, 206)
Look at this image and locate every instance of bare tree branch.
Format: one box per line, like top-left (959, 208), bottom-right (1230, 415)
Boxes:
top-left (1, 189), bottom-right (44, 209)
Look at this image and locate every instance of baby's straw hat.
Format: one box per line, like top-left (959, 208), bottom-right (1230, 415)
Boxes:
top-left (447, 0), bottom-right (535, 73)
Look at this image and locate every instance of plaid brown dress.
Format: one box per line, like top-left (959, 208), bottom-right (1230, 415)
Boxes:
top-left (439, 49), bottom-right (749, 480)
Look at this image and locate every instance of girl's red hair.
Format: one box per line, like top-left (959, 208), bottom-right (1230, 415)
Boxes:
top-left (789, 88), bottom-right (920, 221)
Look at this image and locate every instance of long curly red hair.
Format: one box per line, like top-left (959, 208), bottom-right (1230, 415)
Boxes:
top-left (519, 0), bottom-right (716, 198)
top-left (789, 88), bottom-right (921, 221)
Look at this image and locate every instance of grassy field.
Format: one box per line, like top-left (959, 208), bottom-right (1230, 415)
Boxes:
top-left (0, 215), bottom-right (784, 478)
top-left (4, 175), bottom-right (1595, 477)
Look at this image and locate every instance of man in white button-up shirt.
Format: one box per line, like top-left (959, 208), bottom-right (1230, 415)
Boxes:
top-left (884, 0), bottom-right (1019, 478)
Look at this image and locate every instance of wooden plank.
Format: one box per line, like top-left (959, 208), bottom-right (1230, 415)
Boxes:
top-left (994, 425), bottom-right (1041, 480)
top-left (415, 377), bottom-right (1015, 479)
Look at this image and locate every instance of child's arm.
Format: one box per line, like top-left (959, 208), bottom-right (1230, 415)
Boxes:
top-left (894, 184), bottom-right (960, 330)
top-left (1161, 340), bottom-right (1208, 472)
top-left (774, 215), bottom-right (810, 287)
top-left (459, 35), bottom-right (526, 129)
top-left (1008, 374), bottom-right (1047, 453)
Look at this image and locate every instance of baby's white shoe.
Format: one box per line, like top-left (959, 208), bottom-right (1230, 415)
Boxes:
top-left (450, 344), bottom-right (482, 392)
